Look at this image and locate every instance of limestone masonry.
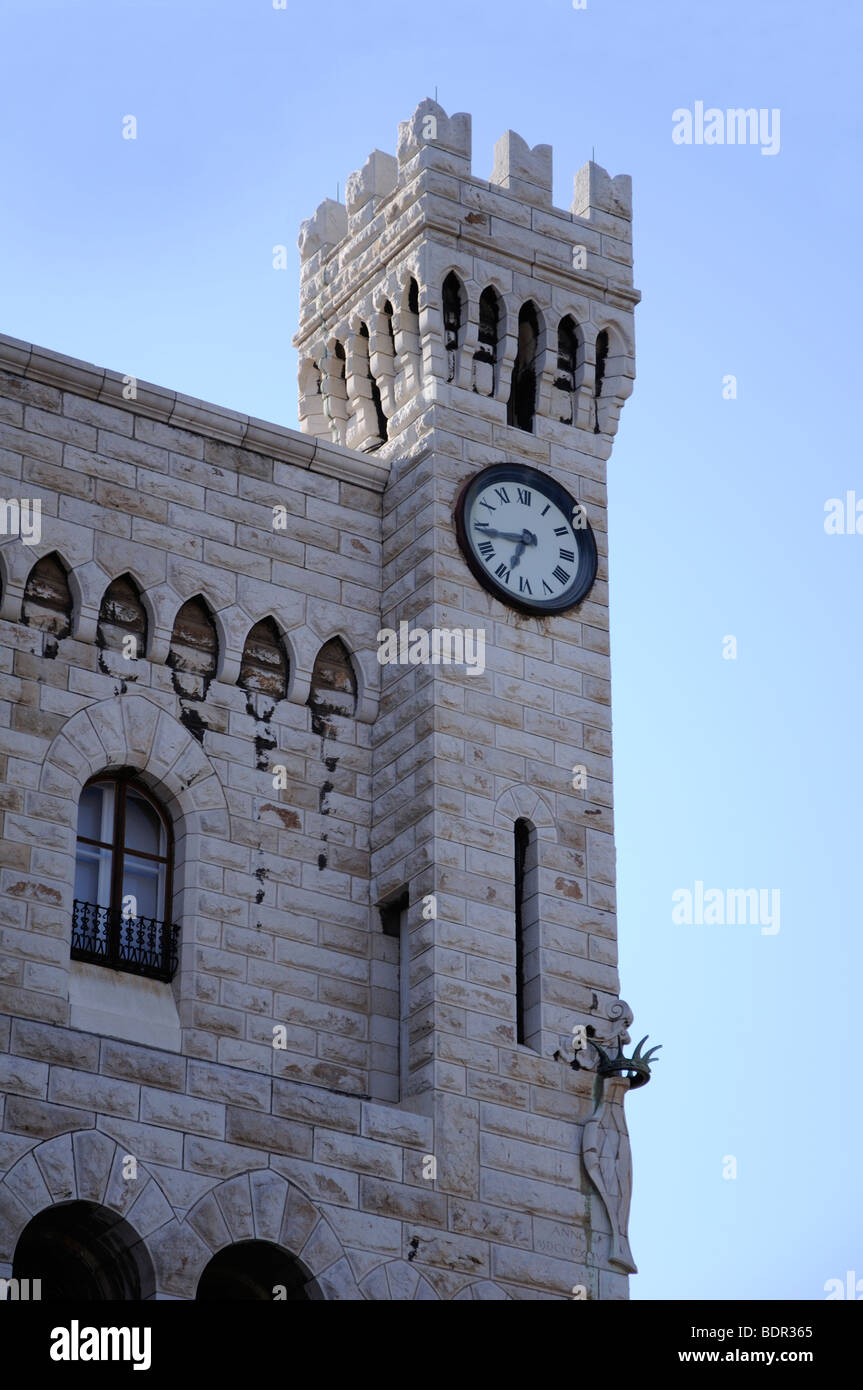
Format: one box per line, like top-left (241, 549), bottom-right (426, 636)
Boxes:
top-left (0, 99), bottom-right (642, 1300)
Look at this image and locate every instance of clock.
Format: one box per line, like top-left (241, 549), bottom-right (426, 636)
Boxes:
top-left (453, 463), bottom-right (598, 615)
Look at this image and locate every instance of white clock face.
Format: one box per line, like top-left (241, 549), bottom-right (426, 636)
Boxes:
top-left (460, 466), bottom-right (595, 612)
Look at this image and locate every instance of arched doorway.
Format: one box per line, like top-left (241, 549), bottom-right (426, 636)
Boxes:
top-left (13, 1201), bottom-right (155, 1301)
top-left (196, 1240), bottom-right (320, 1300)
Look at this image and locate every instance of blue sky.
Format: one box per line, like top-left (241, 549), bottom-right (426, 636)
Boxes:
top-left (2, 0), bottom-right (861, 1300)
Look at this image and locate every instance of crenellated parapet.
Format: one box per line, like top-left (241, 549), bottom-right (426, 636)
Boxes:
top-left (293, 98), bottom-right (639, 458)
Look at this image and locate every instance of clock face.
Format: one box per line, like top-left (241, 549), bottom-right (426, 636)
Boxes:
top-left (453, 463), bottom-right (598, 615)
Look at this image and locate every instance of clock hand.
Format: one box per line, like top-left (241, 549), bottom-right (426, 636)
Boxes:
top-left (478, 528), bottom-right (539, 544)
top-left (510, 540), bottom-right (526, 569)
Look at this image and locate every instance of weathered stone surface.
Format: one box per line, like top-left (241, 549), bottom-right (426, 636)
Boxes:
top-left (6, 1096), bottom-right (94, 1140)
top-left (0, 91), bottom-right (638, 1301)
top-left (72, 1128), bottom-right (115, 1203)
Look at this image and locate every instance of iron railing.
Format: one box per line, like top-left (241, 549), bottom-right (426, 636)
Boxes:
top-left (71, 900), bottom-right (180, 983)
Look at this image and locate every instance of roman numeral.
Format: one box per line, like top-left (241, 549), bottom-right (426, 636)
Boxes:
top-left (542, 580), bottom-right (553, 595)
top-left (559, 548), bottom-right (575, 562)
top-left (480, 500), bottom-right (496, 512)
top-left (494, 563), bottom-right (511, 584)
top-left (474, 520), bottom-right (489, 529)
top-left (554, 526), bottom-right (567, 536)
top-left (494, 486), bottom-right (510, 504)
top-left (518, 577), bottom-right (532, 594)
top-left (552, 565), bottom-right (570, 585)
top-left (541, 504), bottom-right (550, 516)
top-left (478, 540), bottom-right (495, 559)
top-left (516, 488), bottom-right (531, 506)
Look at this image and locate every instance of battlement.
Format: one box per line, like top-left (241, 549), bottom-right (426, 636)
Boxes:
top-left (297, 99), bottom-right (633, 267)
top-left (293, 100), bottom-right (638, 461)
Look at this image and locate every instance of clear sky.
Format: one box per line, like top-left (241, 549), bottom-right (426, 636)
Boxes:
top-left (2, 0), bottom-right (860, 1301)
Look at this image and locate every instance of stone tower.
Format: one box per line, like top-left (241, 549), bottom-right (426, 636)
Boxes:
top-left (293, 99), bottom-right (644, 1293)
top-left (0, 98), bottom-right (645, 1303)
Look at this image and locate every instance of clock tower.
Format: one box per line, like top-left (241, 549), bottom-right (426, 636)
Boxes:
top-left (294, 99), bottom-right (643, 1296)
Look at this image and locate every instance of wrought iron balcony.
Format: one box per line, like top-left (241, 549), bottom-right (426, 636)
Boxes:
top-left (71, 900), bottom-right (180, 983)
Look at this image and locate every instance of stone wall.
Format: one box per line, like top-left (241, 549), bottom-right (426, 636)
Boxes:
top-left (0, 99), bottom-right (641, 1301)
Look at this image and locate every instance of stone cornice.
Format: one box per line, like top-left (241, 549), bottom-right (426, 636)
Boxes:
top-left (0, 332), bottom-right (390, 492)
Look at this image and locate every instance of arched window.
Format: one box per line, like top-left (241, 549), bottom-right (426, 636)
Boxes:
top-left (594, 328), bottom-right (609, 433)
top-left (358, 322), bottom-right (388, 444)
top-left (514, 817), bottom-right (539, 1048)
top-left (473, 286), bottom-right (500, 396)
top-left (507, 302), bottom-right (540, 432)
top-left (442, 271), bottom-right (463, 382)
top-left (555, 316), bottom-right (578, 394)
top-left (72, 772), bottom-right (179, 982)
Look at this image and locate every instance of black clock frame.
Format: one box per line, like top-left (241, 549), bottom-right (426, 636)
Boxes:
top-left (453, 462), bottom-right (598, 616)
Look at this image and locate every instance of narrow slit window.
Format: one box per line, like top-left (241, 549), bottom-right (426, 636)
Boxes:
top-left (514, 818), bottom-right (539, 1048)
top-left (379, 889), bottom-right (410, 1100)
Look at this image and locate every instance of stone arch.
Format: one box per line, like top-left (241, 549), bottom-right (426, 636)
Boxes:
top-left (493, 785), bottom-right (557, 840)
top-left (14, 1200), bottom-right (158, 1300)
top-left (0, 1137), bottom-right (361, 1301)
top-left (0, 1132), bottom-right (167, 1283)
top-left (40, 696), bottom-right (228, 1010)
top-left (97, 572), bottom-right (150, 665)
top-left (185, 1170), bottom-right (362, 1301)
top-left (506, 300), bottom-right (546, 432)
top-left (286, 622), bottom-right (380, 724)
top-left (441, 269), bottom-right (467, 384)
top-left (583, 316), bottom-right (635, 439)
top-left (471, 285), bottom-right (504, 397)
top-left (41, 696), bottom-right (226, 827)
top-left (238, 617), bottom-right (289, 704)
top-left (358, 1258), bottom-right (439, 1300)
top-left (21, 550), bottom-right (74, 640)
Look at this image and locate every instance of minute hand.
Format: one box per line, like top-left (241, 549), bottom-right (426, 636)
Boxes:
top-left (479, 528), bottom-right (537, 544)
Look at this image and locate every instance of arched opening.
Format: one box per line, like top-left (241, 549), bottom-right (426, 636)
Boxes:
top-left (473, 286), bottom-right (501, 396)
top-left (507, 302), bottom-right (541, 432)
top-left (13, 1201), bottom-right (156, 1301)
top-left (97, 573), bottom-right (148, 662)
top-left (556, 315), bottom-right (578, 388)
top-left (442, 271), bottom-right (464, 383)
top-left (594, 328), bottom-right (609, 433)
top-left (239, 617), bottom-right (288, 703)
top-left (167, 595), bottom-right (218, 702)
top-left (383, 300), bottom-right (397, 361)
top-left (196, 1240), bottom-right (320, 1301)
top-left (358, 322), bottom-right (388, 445)
top-left (21, 551), bottom-right (73, 640)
